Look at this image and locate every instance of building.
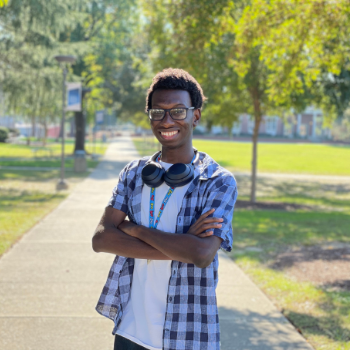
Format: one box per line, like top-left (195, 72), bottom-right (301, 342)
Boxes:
top-left (229, 107), bottom-right (331, 140)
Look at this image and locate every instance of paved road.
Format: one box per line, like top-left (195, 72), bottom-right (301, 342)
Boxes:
top-left (0, 136), bottom-right (314, 350)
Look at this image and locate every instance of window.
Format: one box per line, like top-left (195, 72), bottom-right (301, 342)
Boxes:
top-left (265, 116), bottom-right (278, 135)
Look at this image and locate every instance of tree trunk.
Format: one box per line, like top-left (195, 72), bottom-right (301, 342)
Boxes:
top-left (74, 110), bottom-right (86, 153)
top-left (250, 90), bottom-right (263, 203)
top-left (42, 120), bottom-right (48, 146)
top-left (250, 116), bottom-right (261, 203)
top-left (74, 90), bottom-right (90, 153)
top-left (206, 119), bottom-right (213, 134)
top-left (31, 115), bottom-right (36, 137)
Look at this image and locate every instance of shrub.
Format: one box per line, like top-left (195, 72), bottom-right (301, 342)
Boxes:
top-left (0, 126), bottom-right (9, 142)
top-left (8, 127), bottom-right (20, 136)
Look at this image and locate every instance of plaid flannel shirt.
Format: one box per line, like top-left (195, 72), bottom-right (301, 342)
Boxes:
top-left (96, 151), bottom-right (238, 350)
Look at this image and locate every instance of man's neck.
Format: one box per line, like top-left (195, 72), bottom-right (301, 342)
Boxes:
top-left (160, 143), bottom-right (195, 164)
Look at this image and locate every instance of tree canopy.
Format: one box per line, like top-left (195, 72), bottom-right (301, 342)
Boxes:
top-left (1, 0), bottom-right (350, 199)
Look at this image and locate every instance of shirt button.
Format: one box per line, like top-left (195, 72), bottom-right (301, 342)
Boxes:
top-left (173, 270), bottom-right (176, 275)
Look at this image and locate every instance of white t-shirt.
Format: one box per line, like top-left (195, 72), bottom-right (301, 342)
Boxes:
top-left (116, 161), bottom-right (192, 350)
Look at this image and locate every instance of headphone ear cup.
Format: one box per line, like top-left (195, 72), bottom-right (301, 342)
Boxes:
top-left (142, 162), bottom-right (165, 187)
top-left (164, 163), bottom-right (194, 188)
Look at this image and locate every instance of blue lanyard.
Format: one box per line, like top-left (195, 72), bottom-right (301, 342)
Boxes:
top-left (149, 186), bottom-right (175, 229)
top-left (149, 153), bottom-right (174, 229)
top-left (148, 152), bottom-right (196, 230)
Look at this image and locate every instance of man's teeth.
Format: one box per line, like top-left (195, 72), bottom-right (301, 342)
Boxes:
top-left (161, 131), bottom-right (178, 136)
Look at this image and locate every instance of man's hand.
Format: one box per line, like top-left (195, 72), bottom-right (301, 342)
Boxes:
top-left (187, 209), bottom-right (223, 238)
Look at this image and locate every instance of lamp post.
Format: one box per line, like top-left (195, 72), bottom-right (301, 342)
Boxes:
top-left (54, 55), bottom-right (76, 190)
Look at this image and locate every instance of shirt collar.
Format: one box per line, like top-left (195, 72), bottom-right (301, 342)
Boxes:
top-left (196, 151), bottom-right (221, 180)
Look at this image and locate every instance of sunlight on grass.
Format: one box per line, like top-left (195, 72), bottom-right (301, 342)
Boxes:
top-left (234, 258), bottom-right (350, 350)
top-left (0, 141), bottom-right (103, 169)
top-left (0, 141), bottom-right (107, 158)
top-left (232, 207), bottom-right (350, 350)
top-left (233, 210), bottom-right (350, 246)
top-left (0, 140), bottom-right (108, 257)
top-left (193, 140), bottom-right (350, 176)
top-left (131, 137), bottom-right (350, 176)
top-left (0, 189), bottom-right (66, 256)
top-left (0, 158), bottom-right (99, 168)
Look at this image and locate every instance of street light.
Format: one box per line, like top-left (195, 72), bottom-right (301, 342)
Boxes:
top-left (54, 55), bottom-right (76, 190)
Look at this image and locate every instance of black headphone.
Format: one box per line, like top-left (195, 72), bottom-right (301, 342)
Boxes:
top-left (142, 149), bottom-right (200, 188)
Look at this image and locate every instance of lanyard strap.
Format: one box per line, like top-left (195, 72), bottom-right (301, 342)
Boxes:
top-left (149, 153), bottom-right (173, 229)
top-left (149, 186), bottom-right (175, 229)
top-left (149, 151), bottom-right (196, 229)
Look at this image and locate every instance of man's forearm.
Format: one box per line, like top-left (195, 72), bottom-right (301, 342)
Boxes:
top-left (92, 225), bottom-right (171, 260)
top-left (131, 225), bottom-right (218, 267)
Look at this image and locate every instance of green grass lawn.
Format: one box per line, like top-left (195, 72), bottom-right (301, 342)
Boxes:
top-left (0, 187), bottom-right (66, 256)
top-left (0, 140), bottom-right (106, 169)
top-left (0, 158), bottom-right (99, 169)
top-left (194, 140), bottom-right (350, 176)
top-left (232, 208), bottom-right (350, 350)
top-left (132, 137), bottom-right (350, 175)
top-left (231, 176), bottom-right (350, 350)
top-left (0, 140), bottom-right (107, 158)
top-left (0, 140), bottom-right (108, 258)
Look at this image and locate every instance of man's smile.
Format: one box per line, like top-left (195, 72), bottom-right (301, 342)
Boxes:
top-left (159, 129), bottom-right (179, 140)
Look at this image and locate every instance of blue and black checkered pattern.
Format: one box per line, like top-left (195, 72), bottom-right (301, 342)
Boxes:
top-left (96, 152), bottom-right (238, 350)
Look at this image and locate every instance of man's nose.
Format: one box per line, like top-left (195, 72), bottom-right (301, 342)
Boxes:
top-left (160, 110), bottom-right (175, 126)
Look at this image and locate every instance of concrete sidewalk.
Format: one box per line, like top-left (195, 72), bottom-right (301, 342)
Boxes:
top-left (0, 136), bottom-right (313, 350)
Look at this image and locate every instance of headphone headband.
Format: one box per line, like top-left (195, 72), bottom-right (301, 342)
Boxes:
top-left (142, 148), bottom-right (200, 188)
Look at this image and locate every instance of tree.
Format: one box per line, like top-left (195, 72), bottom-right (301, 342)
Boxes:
top-left (62, 0), bottom-right (143, 153)
top-left (232, 0), bottom-right (350, 200)
top-left (0, 0), bottom-right (83, 142)
top-left (141, 1), bottom-right (275, 202)
top-left (239, 0), bottom-right (350, 117)
top-left (0, 0), bottom-right (148, 152)
top-left (82, 2), bottom-right (148, 128)
top-left (322, 69), bottom-right (350, 119)
top-left (142, 0), bottom-right (329, 202)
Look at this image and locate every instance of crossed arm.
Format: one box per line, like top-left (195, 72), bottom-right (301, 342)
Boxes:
top-left (92, 207), bottom-right (224, 268)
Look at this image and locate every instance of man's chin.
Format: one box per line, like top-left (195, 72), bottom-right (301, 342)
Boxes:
top-left (154, 135), bottom-right (178, 148)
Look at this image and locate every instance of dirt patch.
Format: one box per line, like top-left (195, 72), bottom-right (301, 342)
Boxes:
top-left (235, 199), bottom-right (310, 211)
top-left (269, 244), bottom-right (350, 291)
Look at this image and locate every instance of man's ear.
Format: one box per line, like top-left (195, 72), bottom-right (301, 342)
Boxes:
top-left (193, 108), bottom-right (201, 127)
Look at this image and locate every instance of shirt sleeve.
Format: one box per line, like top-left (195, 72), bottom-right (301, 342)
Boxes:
top-left (107, 163), bottom-right (131, 214)
top-left (201, 174), bottom-right (238, 252)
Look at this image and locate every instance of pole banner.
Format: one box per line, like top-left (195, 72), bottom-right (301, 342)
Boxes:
top-left (66, 82), bottom-right (82, 111)
top-left (95, 110), bottom-right (104, 125)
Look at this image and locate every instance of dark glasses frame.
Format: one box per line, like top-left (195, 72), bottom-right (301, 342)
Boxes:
top-left (147, 107), bottom-right (195, 121)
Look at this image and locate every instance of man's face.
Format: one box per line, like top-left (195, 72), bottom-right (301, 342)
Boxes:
top-left (150, 89), bottom-right (201, 149)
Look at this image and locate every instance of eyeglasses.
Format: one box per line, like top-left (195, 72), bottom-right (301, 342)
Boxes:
top-left (147, 107), bottom-right (195, 121)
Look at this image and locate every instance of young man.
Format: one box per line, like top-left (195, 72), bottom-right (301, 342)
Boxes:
top-left (93, 68), bottom-right (238, 350)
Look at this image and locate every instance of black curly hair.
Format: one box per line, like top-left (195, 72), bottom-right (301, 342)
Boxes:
top-left (146, 68), bottom-right (206, 112)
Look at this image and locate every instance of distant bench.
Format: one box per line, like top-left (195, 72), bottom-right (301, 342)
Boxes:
top-left (32, 147), bottom-right (53, 158)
